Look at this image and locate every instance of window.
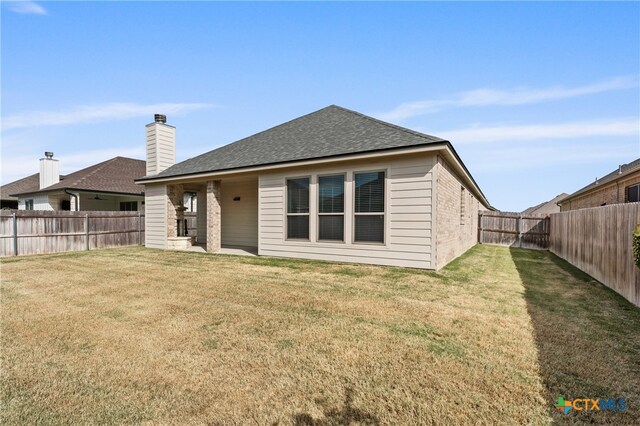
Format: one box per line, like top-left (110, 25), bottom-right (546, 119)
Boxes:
top-left (627, 184), bottom-right (640, 203)
top-left (61, 200), bottom-right (71, 211)
top-left (354, 171), bottom-right (385, 243)
top-left (318, 175), bottom-right (345, 241)
top-left (25, 199), bottom-right (34, 210)
top-left (287, 177), bottom-right (310, 239)
top-left (120, 201), bottom-right (137, 211)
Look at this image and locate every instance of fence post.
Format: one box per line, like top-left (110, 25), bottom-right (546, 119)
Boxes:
top-left (85, 213), bottom-right (90, 251)
top-left (517, 214), bottom-right (522, 248)
top-left (479, 212), bottom-right (484, 244)
top-left (12, 212), bottom-right (18, 256)
top-left (138, 210), bottom-right (142, 245)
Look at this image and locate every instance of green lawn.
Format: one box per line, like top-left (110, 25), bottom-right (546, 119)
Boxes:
top-left (1, 245), bottom-right (638, 425)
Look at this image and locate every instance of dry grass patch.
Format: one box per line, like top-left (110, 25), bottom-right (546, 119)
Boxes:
top-left (1, 245), bottom-right (637, 424)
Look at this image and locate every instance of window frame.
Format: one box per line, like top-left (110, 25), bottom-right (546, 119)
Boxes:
top-left (285, 175), bottom-right (311, 241)
top-left (317, 173), bottom-right (346, 243)
top-left (352, 169), bottom-right (387, 245)
top-left (627, 183), bottom-right (640, 203)
top-left (119, 201), bottom-right (137, 211)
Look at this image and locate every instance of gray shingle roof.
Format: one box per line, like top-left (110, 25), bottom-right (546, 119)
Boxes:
top-left (561, 158), bottom-right (640, 203)
top-left (14, 157), bottom-right (145, 196)
top-left (141, 105), bottom-right (447, 180)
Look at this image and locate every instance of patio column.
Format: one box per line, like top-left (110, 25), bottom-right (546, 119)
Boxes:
top-left (166, 184), bottom-right (184, 238)
top-left (206, 180), bottom-right (221, 253)
top-left (196, 186), bottom-right (207, 244)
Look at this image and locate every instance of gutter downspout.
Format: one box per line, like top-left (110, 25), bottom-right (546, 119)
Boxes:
top-left (64, 189), bottom-right (79, 211)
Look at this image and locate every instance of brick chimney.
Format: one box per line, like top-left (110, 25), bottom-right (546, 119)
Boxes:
top-left (146, 114), bottom-right (176, 176)
top-left (39, 151), bottom-right (60, 189)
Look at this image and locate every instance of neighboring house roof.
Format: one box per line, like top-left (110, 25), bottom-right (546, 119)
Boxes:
top-left (522, 193), bottom-right (569, 216)
top-left (13, 157), bottom-right (146, 197)
top-left (142, 105), bottom-right (447, 180)
top-left (1, 173), bottom-right (65, 201)
top-left (560, 158), bottom-right (640, 204)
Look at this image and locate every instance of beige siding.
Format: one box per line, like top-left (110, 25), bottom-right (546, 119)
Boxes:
top-left (258, 154), bottom-right (435, 269)
top-left (144, 184), bottom-right (167, 249)
top-left (221, 179), bottom-right (258, 247)
top-left (146, 123), bottom-right (176, 176)
top-left (18, 194), bottom-right (54, 210)
top-left (434, 156), bottom-right (480, 269)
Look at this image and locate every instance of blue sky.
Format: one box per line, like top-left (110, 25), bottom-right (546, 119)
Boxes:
top-left (2, 1), bottom-right (639, 211)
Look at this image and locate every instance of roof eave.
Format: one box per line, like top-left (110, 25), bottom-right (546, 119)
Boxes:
top-left (135, 142), bottom-right (491, 209)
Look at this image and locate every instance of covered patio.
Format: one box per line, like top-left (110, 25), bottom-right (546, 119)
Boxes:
top-left (164, 176), bottom-right (258, 254)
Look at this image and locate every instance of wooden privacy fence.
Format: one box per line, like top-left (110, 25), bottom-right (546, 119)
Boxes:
top-left (549, 203), bottom-right (640, 307)
top-left (0, 211), bottom-right (145, 257)
top-left (479, 211), bottom-right (550, 249)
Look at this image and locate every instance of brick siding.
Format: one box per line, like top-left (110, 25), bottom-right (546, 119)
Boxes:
top-left (435, 156), bottom-right (480, 269)
top-left (560, 171), bottom-right (640, 211)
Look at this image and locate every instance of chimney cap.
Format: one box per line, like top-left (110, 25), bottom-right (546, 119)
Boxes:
top-left (154, 114), bottom-right (167, 124)
top-left (44, 151), bottom-right (54, 159)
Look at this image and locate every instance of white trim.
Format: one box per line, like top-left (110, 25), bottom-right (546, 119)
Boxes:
top-left (284, 175), bottom-right (311, 241)
top-left (353, 169), bottom-right (387, 246)
top-left (432, 157), bottom-right (439, 269)
top-left (316, 173), bottom-right (346, 243)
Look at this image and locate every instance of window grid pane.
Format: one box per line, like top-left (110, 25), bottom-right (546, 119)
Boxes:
top-left (318, 175), bottom-right (344, 213)
top-left (629, 184), bottom-right (640, 203)
top-left (287, 216), bottom-right (309, 239)
top-left (287, 178), bottom-right (309, 213)
top-left (318, 215), bottom-right (344, 241)
top-left (355, 172), bottom-right (385, 213)
top-left (354, 215), bottom-right (384, 243)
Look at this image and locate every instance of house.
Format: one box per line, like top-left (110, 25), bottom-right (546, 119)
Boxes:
top-left (1, 172), bottom-right (62, 209)
top-left (522, 193), bottom-right (569, 216)
top-left (10, 153), bottom-right (146, 211)
top-left (136, 106), bottom-right (491, 269)
top-left (558, 159), bottom-right (640, 211)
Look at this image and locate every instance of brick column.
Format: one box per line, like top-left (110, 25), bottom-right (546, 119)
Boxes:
top-left (206, 180), bottom-right (221, 253)
top-left (167, 184), bottom-right (184, 238)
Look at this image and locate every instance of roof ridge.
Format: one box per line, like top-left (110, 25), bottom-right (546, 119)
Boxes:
top-left (66, 157), bottom-right (118, 188)
top-left (329, 105), bottom-right (447, 143)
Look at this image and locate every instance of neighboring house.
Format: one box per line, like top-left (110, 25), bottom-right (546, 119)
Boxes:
top-left (522, 193), bottom-right (569, 216)
top-left (1, 172), bottom-right (63, 209)
top-left (11, 154), bottom-right (146, 211)
top-left (136, 106), bottom-right (491, 269)
top-left (558, 159), bottom-right (640, 212)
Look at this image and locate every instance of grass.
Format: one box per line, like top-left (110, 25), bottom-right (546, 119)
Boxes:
top-left (1, 245), bottom-right (638, 425)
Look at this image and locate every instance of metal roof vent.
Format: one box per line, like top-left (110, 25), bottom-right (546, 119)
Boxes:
top-left (595, 177), bottom-right (599, 185)
top-left (618, 165), bottom-right (623, 175)
top-left (154, 114), bottom-right (167, 124)
top-left (44, 151), bottom-right (54, 159)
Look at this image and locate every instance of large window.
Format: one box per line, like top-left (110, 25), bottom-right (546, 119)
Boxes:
top-left (318, 175), bottom-right (345, 241)
top-left (354, 171), bottom-right (385, 243)
top-left (287, 177), bottom-right (310, 239)
top-left (120, 201), bottom-right (137, 211)
top-left (627, 184), bottom-right (640, 203)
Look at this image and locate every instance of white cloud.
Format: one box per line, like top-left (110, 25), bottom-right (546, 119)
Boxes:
top-left (376, 76), bottom-right (639, 122)
top-left (5, 1), bottom-right (46, 15)
top-left (2, 102), bottom-right (213, 130)
top-left (465, 143), bottom-right (635, 173)
top-left (434, 117), bottom-right (640, 144)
